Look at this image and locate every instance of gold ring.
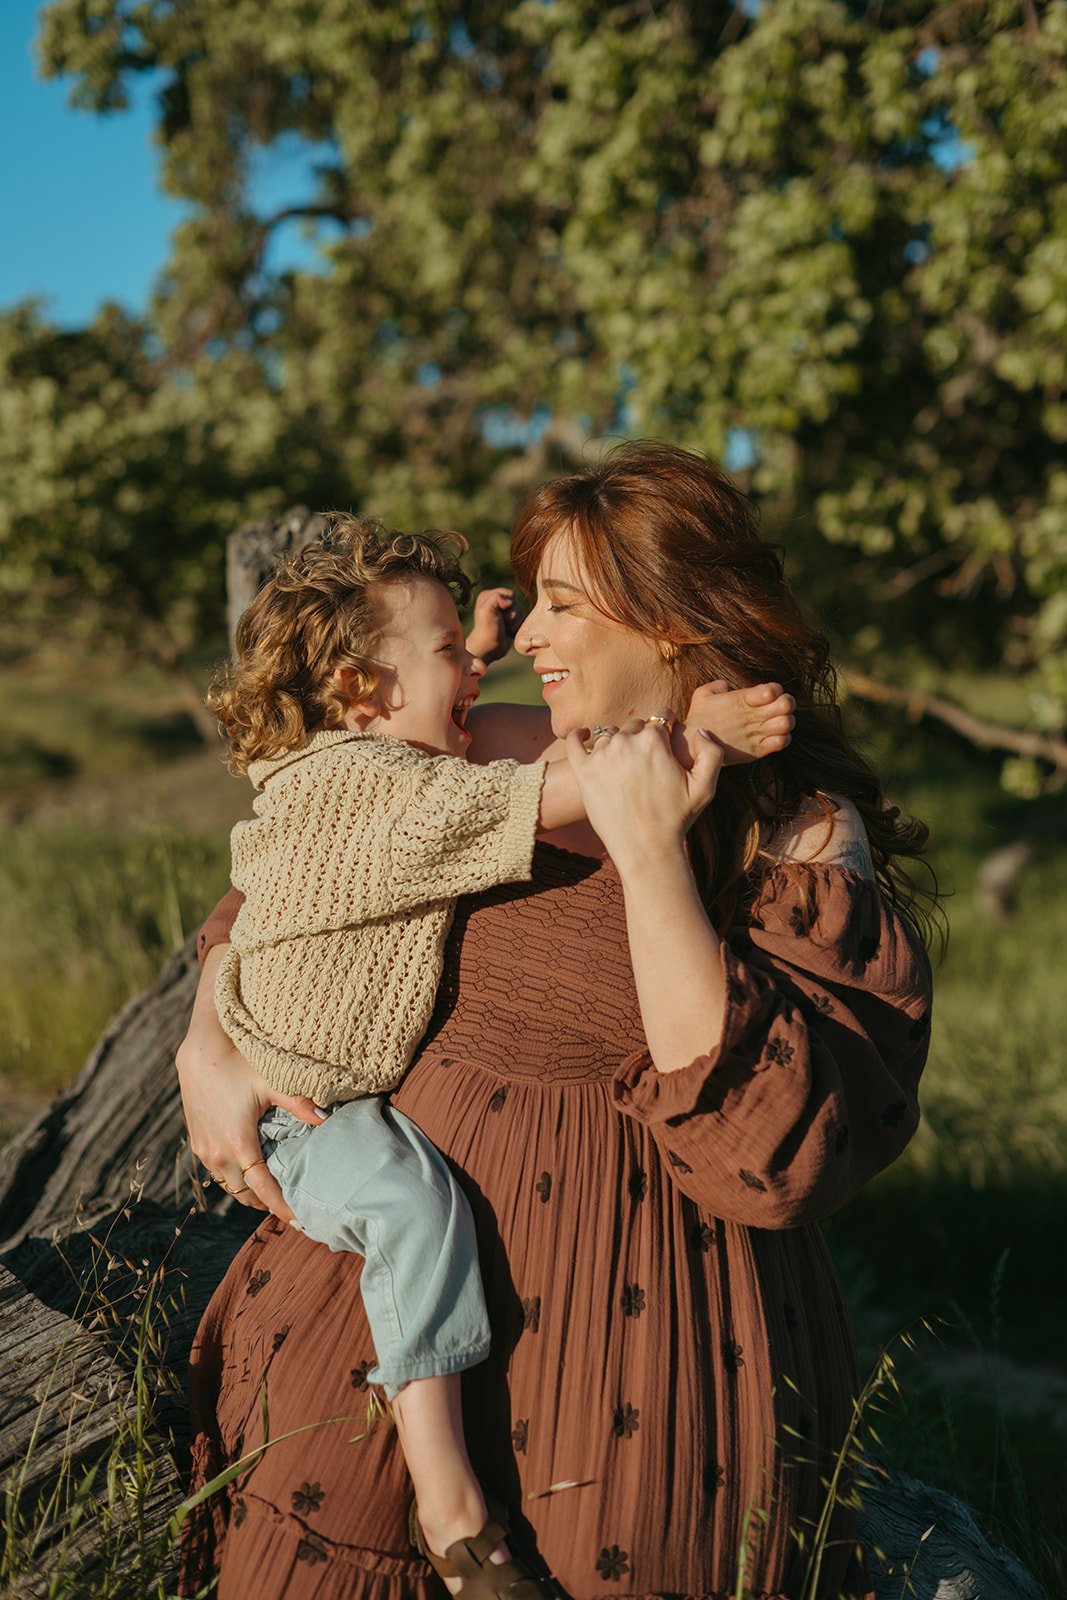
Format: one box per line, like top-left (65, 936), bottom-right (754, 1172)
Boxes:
top-left (231, 1184), bottom-right (252, 1197)
top-left (646, 715), bottom-right (672, 728)
top-left (241, 1158), bottom-right (268, 1176)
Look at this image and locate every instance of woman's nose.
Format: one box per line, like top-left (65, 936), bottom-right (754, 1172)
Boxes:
top-left (515, 610), bottom-right (541, 655)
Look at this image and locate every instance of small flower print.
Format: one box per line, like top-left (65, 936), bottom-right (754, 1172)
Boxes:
top-left (271, 1325), bottom-right (290, 1352)
top-left (522, 1296), bottom-right (541, 1332)
top-left (783, 1301), bottom-right (798, 1333)
top-left (765, 1037), bottom-right (795, 1067)
top-left (727, 978), bottom-right (747, 1005)
top-left (690, 1222), bottom-right (717, 1253)
top-left (834, 1124), bottom-right (850, 1155)
top-left (722, 1338), bottom-right (745, 1373)
top-left (811, 993), bottom-right (833, 1014)
top-left (511, 1418), bottom-right (529, 1454)
top-left (739, 1168), bottom-right (766, 1192)
top-left (703, 1462), bottom-right (726, 1493)
top-left (292, 1481), bottom-right (325, 1515)
top-left (350, 1362), bottom-right (373, 1391)
top-left (296, 1537), bottom-right (327, 1565)
top-left (535, 1171), bottom-right (552, 1203)
top-left (489, 1085), bottom-right (509, 1112)
top-left (438, 1057), bottom-right (455, 1068)
top-left (881, 1100), bottom-right (907, 1128)
top-left (629, 1169), bottom-right (648, 1201)
top-left (596, 1545), bottom-right (630, 1580)
top-left (621, 1283), bottom-right (646, 1316)
top-left (789, 904), bottom-right (808, 936)
top-left (667, 1150), bottom-right (694, 1175)
top-left (612, 1401), bottom-right (640, 1439)
top-left (245, 1269), bottom-right (271, 1297)
top-left (232, 1496), bottom-right (247, 1527)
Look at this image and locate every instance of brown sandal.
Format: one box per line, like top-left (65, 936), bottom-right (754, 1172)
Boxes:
top-left (408, 1499), bottom-right (552, 1598)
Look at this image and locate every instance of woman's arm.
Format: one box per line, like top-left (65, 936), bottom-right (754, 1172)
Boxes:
top-left (175, 942), bottom-right (323, 1217)
top-left (566, 718), bottom-right (932, 1229)
top-left (564, 715), bottom-right (727, 1072)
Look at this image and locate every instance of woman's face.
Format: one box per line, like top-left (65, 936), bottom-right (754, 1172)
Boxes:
top-left (515, 531), bottom-right (676, 737)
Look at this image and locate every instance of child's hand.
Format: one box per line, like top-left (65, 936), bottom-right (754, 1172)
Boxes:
top-left (682, 680), bottom-right (796, 766)
top-left (466, 587), bottom-right (524, 665)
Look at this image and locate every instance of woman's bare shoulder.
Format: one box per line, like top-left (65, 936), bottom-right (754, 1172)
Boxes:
top-left (765, 794), bottom-right (876, 880)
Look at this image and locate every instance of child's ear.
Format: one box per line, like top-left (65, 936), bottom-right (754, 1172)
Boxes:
top-left (333, 666), bottom-right (380, 716)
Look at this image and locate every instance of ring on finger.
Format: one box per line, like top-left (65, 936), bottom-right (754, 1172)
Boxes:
top-left (590, 724), bottom-right (616, 742)
top-left (241, 1157), bottom-right (268, 1177)
top-left (230, 1184), bottom-right (252, 1197)
top-left (646, 715), bottom-right (673, 729)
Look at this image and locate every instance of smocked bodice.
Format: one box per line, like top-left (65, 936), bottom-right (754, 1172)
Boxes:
top-left (419, 843), bottom-right (647, 1084)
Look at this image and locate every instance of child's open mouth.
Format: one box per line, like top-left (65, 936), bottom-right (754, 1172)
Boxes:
top-left (451, 696), bottom-right (475, 728)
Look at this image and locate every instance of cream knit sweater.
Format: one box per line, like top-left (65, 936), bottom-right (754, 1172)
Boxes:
top-left (215, 728), bottom-right (546, 1106)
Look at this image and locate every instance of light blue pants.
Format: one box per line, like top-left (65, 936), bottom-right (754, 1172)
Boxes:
top-left (258, 1099), bottom-right (491, 1399)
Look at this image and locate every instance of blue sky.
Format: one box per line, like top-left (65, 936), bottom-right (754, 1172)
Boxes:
top-left (0, 1), bottom-right (333, 328)
top-left (0, 2), bottom-right (188, 325)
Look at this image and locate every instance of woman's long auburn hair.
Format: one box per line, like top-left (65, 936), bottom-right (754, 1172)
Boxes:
top-left (511, 441), bottom-right (941, 947)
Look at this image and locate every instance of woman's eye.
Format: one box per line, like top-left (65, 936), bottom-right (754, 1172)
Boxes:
top-left (547, 603), bottom-right (571, 615)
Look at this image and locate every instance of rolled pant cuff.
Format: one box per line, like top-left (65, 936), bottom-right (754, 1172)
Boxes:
top-left (370, 1340), bottom-right (492, 1401)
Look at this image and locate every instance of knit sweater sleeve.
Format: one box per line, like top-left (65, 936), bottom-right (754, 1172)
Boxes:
top-left (387, 754), bottom-right (546, 905)
top-left (611, 863), bottom-right (933, 1229)
top-left (231, 746), bottom-right (546, 945)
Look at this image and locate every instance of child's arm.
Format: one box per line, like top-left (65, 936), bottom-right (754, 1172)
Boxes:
top-left (469, 682), bottom-right (797, 769)
top-left (465, 586), bottom-right (524, 665)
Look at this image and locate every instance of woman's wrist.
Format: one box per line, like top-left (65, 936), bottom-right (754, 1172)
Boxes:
top-left (612, 833), bottom-right (691, 891)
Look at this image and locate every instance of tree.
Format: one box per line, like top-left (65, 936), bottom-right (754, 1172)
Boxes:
top-left (5, 0), bottom-right (1065, 779)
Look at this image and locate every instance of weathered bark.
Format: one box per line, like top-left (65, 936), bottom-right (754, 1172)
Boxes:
top-left (226, 504), bottom-right (326, 647)
top-left (0, 936), bottom-right (218, 1250)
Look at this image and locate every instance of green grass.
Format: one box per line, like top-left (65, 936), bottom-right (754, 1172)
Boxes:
top-left (1, 652), bottom-right (1064, 1591)
top-left (0, 822), bottom-right (231, 1095)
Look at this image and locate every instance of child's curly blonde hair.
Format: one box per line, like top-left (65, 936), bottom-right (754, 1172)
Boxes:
top-left (208, 512), bottom-right (473, 774)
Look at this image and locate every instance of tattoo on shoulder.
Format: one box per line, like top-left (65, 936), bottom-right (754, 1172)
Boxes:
top-left (832, 837), bottom-right (876, 880)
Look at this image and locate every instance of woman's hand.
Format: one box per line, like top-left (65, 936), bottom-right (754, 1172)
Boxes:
top-left (175, 945), bottom-right (324, 1220)
top-left (564, 711), bottom-right (723, 875)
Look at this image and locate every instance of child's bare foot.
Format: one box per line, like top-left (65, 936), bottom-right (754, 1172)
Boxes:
top-left (685, 679), bottom-right (795, 764)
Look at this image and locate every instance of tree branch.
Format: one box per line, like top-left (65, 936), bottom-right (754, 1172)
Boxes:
top-left (840, 668), bottom-right (1067, 774)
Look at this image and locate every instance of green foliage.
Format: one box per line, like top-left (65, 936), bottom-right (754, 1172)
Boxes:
top-left (1, 1), bottom-right (1065, 752)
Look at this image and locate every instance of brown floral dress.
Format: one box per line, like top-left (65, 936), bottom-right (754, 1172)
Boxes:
top-left (181, 845), bottom-right (931, 1600)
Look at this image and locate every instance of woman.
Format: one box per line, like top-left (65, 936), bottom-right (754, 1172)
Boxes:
top-left (177, 442), bottom-right (935, 1600)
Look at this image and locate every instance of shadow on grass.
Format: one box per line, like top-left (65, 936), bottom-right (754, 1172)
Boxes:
top-left (826, 1172), bottom-right (1067, 1595)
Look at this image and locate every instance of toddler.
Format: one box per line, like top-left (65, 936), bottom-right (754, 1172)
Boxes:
top-left (207, 512), bottom-right (792, 1595)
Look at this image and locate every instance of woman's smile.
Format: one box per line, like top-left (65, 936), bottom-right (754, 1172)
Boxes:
top-left (517, 535), bottom-right (674, 735)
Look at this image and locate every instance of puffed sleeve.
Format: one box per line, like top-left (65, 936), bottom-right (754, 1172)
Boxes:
top-left (612, 863), bottom-right (933, 1228)
top-left (196, 888), bottom-right (245, 968)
